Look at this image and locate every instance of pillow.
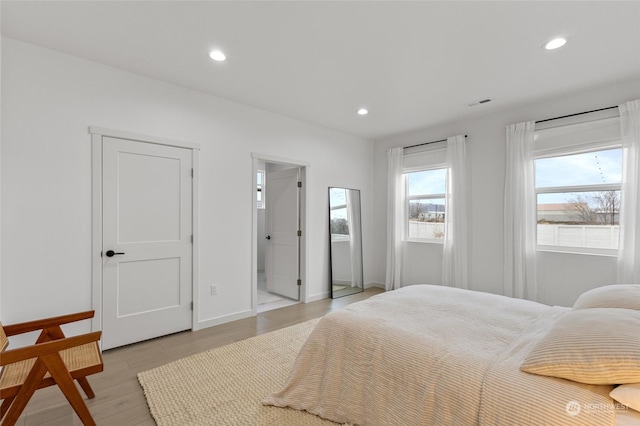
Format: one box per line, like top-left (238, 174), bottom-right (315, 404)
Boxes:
top-left (611, 383), bottom-right (640, 412)
top-left (521, 308), bottom-right (640, 385)
top-left (573, 284), bottom-right (640, 310)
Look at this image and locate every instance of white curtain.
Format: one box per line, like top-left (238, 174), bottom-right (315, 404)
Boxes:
top-left (442, 135), bottom-right (468, 289)
top-left (346, 189), bottom-right (363, 288)
top-left (617, 100), bottom-right (640, 283)
top-left (385, 147), bottom-right (404, 291)
top-left (504, 121), bottom-right (537, 300)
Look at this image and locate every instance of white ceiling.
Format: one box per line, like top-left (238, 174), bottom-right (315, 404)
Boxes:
top-left (2, 1), bottom-right (639, 140)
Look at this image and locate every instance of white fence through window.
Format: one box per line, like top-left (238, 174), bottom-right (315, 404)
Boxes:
top-left (408, 221), bottom-right (445, 240)
top-left (410, 221), bottom-right (619, 249)
top-left (537, 224), bottom-right (619, 249)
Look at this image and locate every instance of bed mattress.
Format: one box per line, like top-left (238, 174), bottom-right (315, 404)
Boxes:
top-left (264, 285), bottom-right (621, 425)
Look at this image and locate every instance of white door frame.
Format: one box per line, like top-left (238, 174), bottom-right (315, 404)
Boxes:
top-left (90, 126), bottom-right (201, 338)
top-left (251, 153), bottom-right (310, 313)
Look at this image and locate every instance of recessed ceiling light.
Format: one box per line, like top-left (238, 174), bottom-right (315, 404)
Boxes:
top-left (209, 50), bottom-right (226, 62)
top-left (544, 37), bottom-right (567, 50)
top-left (357, 108), bottom-right (369, 116)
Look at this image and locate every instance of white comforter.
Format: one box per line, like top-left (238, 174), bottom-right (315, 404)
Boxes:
top-left (264, 285), bottom-right (616, 425)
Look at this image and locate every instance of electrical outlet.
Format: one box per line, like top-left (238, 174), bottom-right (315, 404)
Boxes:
top-left (210, 284), bottom-right (218, 295)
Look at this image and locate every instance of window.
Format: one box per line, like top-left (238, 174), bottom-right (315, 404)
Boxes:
top-left (534, 115), bottom-right (622, 253)
top-left (329, 187), bottom-right (349, 240)
top-left (402, 144), bottom-right (447, 242)
top-left (406, 168), bottom-right (446, 241)
top-left (257, 170), bottom-right (265, 209)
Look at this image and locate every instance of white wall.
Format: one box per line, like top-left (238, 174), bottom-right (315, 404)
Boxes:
top-left (0, 8), bottom-right (3, 322)
top-left (373, 79), bottom-right (640, 307)
top-left (0, 38), bottom-right (374, 334)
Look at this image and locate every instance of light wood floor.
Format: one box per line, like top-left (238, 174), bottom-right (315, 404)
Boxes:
top-left (13, 287), bottom-right (384, 425)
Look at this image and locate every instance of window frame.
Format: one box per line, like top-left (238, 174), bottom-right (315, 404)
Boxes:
top-left (404, 166), bottom-right (447, 244)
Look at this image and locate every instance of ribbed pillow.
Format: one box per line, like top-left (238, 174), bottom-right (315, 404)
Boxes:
top-left (610, 383), bottom-right (640, 412)
top-left (573, 285), bottom-right (640, 310)
top-left (521, 308), bottom-right (640, 385)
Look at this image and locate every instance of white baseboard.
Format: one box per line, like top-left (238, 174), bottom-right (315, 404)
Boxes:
top-left (307, 291), bottom-right (330, 302)
top-left (197, 283), bottom-right (385, 330)
top-left (196, 309), bottom-right (254, 331)
top-left (365, 281), bottom-right (385, 289)
top-left (309, 282), bottom-right (384, 302)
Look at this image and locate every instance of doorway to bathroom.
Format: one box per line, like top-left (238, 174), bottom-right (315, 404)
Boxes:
top-left (252, 154), bottom-right (308, 313)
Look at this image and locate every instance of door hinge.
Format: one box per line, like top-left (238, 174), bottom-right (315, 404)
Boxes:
top-left (297, 279), bottom-right (302, 286)
top-left (297, 181), bottom-right (302, 188)
top-left (191, 168), bottom-right (194, 178)
top-left (297, 230), bottom-right (302, 237)
top-left (191, 235), bottom-right (193, 243)
top-left (190, 301), bottom-right (193, 311)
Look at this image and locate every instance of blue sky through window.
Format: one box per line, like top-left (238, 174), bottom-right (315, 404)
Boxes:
top-left (405, 148), bottom-right (622, 206)
top-left (407, 168), bottom-right (446, 196)
top-left (536, 148), bottom-right (622, 204)
top-left (329, 187), bottom-right (348, 220)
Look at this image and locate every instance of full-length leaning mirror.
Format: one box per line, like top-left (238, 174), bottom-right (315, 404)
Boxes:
top-left (328, 187), bottom-right (364, 298)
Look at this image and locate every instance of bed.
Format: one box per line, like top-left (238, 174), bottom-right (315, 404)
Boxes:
top-left (264, 284), bottom-right (640, 425)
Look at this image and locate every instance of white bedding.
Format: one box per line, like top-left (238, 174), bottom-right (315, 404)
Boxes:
top-left (264, 285), bottom-right (620, 425)
top-left (616, 408), bottom-right (640, 426)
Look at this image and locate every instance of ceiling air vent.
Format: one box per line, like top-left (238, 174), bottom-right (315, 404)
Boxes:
top-left (467, 98), bottom-right (492, 107)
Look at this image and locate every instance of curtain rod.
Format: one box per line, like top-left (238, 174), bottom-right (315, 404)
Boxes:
top-left (403, 134), bottom-right (467, 150)
top-left (535, 106), bottom-right (618, 124)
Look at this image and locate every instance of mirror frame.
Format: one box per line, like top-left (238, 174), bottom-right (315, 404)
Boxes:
top-left (328, 186), bottom-right (364, 299)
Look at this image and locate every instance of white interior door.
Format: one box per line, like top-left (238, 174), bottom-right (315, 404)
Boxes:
top-left (266, 167), bottom-right (300, 300)
top-left (102, 137), bottom-right (192, 350)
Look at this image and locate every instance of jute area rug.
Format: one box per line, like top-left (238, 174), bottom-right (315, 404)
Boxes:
top-left (138, 318), bottom-right (340, 425)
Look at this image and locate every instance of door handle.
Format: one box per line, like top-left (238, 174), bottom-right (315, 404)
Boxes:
top-left (266, 236), bottom-right (271, 240)
top-left (105, 250), bottom-right (125, 257)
